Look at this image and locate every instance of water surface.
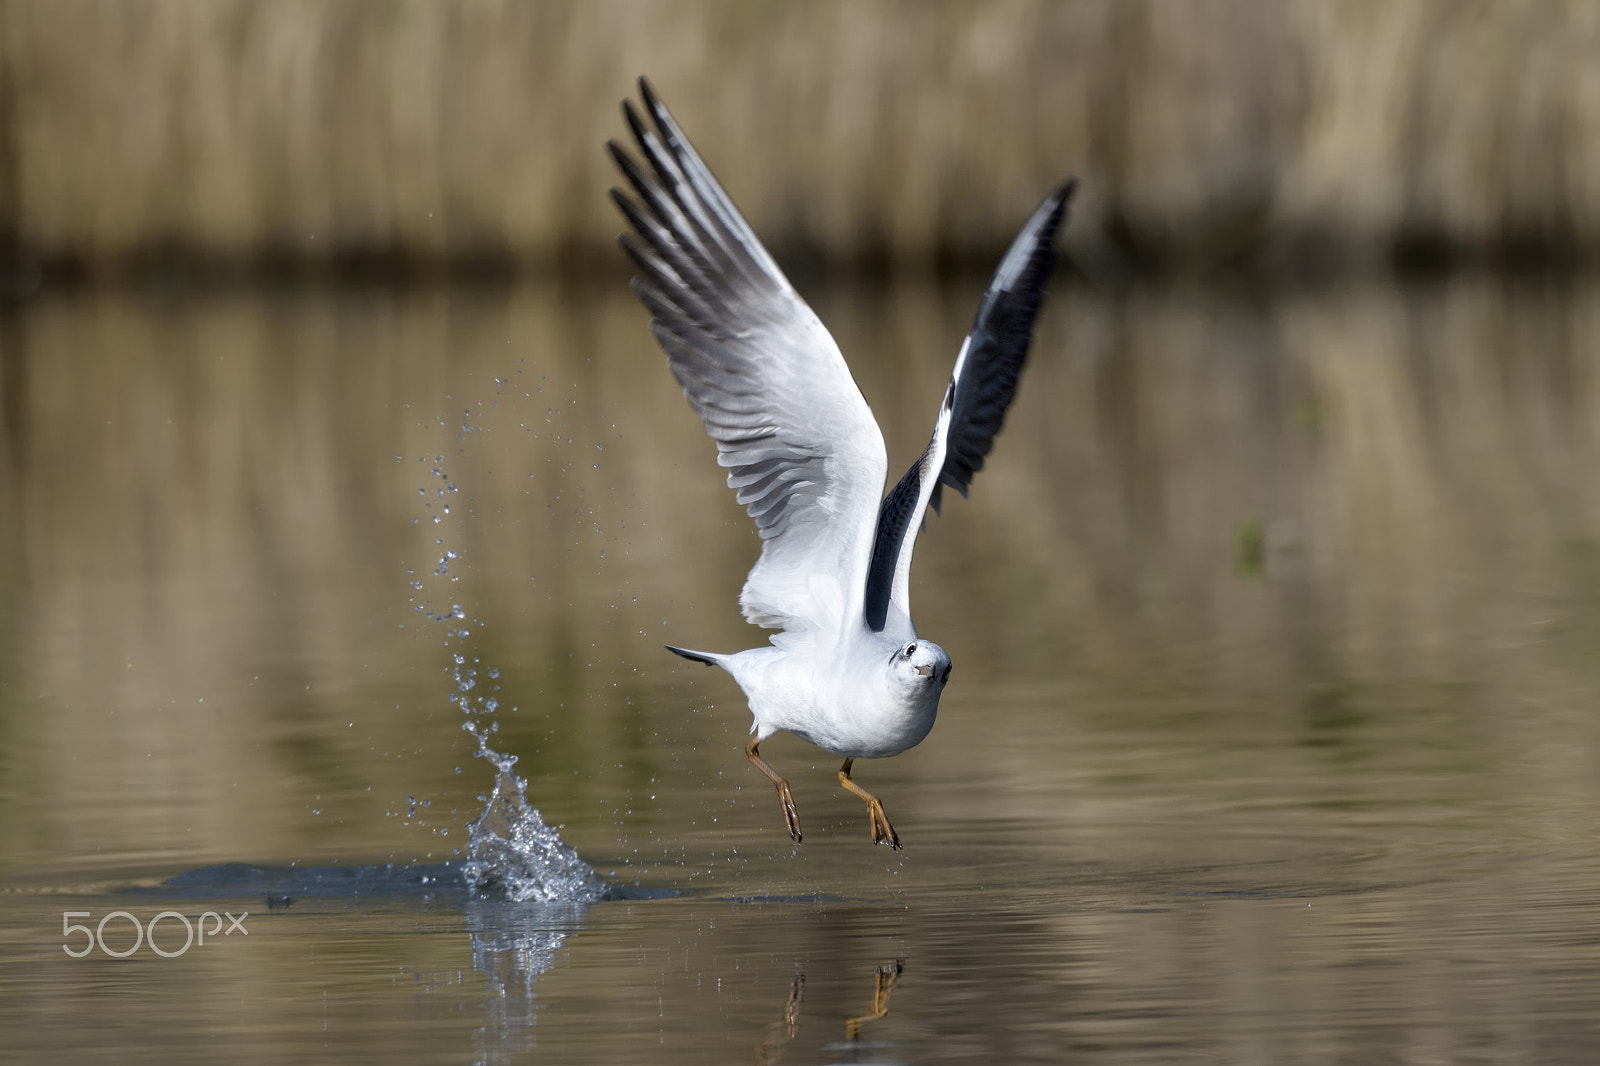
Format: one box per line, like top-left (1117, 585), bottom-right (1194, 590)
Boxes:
top-left (1, 277), bottom-right (1597, 1062)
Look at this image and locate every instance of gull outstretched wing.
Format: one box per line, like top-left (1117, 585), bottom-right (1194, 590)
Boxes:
top-left (863, 182), bottom-right (1075, 634)
top-left (610, 79), bottom-right (888, 639)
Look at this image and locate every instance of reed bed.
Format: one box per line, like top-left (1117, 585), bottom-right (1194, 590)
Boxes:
top-left (0, 0), bottom-right (1595, 275)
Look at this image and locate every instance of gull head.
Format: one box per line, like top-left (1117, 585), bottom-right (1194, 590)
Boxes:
top-left (889, 640), bottom-right (952, 696)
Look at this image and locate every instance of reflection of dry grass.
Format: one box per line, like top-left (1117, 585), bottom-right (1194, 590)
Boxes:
top-left (2, 277), bottom-right (1598, 867)
top-left (0, 1), bottom-right (1596, 270)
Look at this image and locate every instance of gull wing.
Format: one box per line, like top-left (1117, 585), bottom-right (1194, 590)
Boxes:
top-left (863, 182), bottom-right (1075, 634)
top-left (609, 79), bottom-right (888, 639)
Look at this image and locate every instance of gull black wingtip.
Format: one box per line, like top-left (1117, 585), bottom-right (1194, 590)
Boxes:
top-left (621, 97), bottom-right (652, 147)
top-left (1037, 179), bottom-right (1077, 242)
top-left (639, 76), bottom-right (678, 125)
top-left (1048, 180), bottom-right (1077, 236)
top-left (1032, 178), bottom-right (1078, 243)
top-left (1035, 178), bottom-right (1077, 220)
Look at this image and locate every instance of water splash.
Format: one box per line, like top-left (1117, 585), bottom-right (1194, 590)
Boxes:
top-left (409, 451), bottom-right (605, 903)
top-left (460, 722), bottom-right (605, 903)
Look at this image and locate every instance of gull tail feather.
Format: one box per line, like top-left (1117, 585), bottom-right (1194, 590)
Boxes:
top-left (664, 644), bottom-right (730, 668)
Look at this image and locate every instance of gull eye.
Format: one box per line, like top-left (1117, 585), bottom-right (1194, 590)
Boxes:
top-left (905, 642), bottom-right (917, 657)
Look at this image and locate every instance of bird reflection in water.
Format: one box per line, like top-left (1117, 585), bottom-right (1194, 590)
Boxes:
top-left (754, 960), bottom-right (905, 1065)
top-left (754, 974), bottom-right (804, 1065)
top-left (845, 960), bottom-right (903, 1042)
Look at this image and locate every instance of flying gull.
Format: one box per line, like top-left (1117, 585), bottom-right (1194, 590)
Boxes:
top-left (608, 78), bottom-right (1073, 848)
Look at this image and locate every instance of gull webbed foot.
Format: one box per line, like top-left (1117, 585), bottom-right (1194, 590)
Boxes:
top-left (839, 759), bottom-right (903, 850)
top-left (747, 737), bottom-right (803, 844)
top-left (775, 779), bottom-right (802, 844)
top-left (866, 798), bottom-right (901, 849)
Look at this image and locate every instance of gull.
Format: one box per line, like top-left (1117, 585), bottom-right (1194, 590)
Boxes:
top-left (608, 78), bottom-right (1073, 848)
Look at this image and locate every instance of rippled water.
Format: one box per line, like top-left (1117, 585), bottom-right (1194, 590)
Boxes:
top-left (1, 277), bottom-right (1598, 1062)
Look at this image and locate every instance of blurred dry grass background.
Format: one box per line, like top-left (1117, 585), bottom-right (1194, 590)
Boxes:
top-left (0, 0), bottom-right (1597, 279)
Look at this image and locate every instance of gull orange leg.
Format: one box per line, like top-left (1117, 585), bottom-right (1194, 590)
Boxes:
top-left (746, 737), bottom-right (802, 843)
top-left (838, 759), bottom-right (902, 849)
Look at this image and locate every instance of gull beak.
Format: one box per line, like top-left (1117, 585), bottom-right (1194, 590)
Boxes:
top-left (915, 665), bottom-right (933, 677)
